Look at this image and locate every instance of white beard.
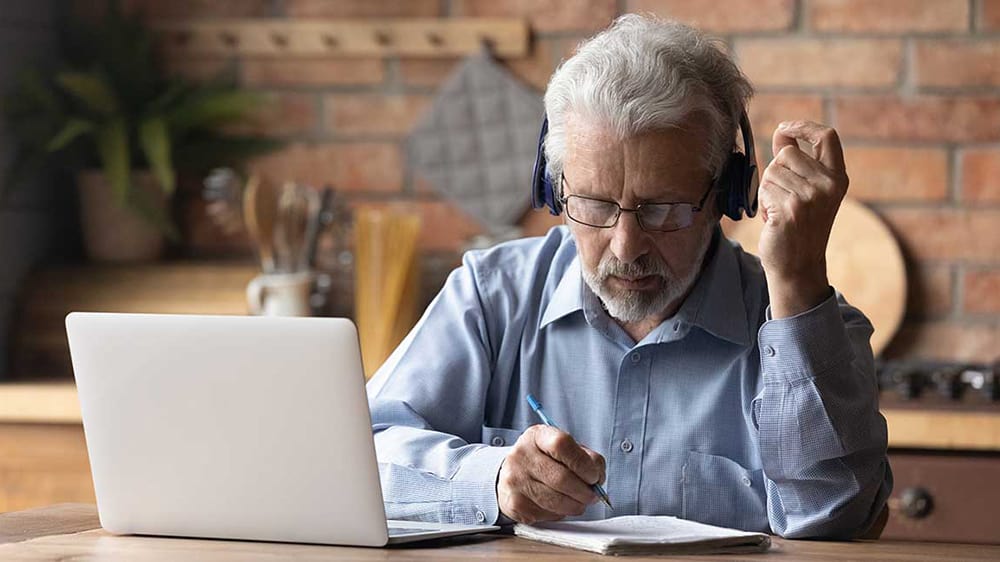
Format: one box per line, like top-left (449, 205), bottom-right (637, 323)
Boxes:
top-left (582, 228), bottom-right (714, 324)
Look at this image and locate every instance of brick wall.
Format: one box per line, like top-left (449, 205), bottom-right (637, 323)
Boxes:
top-left (117, 0), bottom-right (999, 362)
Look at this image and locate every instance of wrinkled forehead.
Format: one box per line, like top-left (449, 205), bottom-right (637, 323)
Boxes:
top-left (562, 116), bottom-right (713, 201)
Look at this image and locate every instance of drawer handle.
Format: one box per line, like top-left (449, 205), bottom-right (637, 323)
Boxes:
top-left (899, 487), bottom-right (934, 519)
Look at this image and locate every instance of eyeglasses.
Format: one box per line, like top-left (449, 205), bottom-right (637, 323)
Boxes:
top-left (559, 174), bottom-right (714, 233)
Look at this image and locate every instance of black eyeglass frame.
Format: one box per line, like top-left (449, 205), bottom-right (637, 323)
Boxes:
top-left (558, 173), bottom-right (716, 233)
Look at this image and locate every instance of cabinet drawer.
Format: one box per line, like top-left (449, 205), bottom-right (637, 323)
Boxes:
top-left (883, 451), bottom-right (1000, 544)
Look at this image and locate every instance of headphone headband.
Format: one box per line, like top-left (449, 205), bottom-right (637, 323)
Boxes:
top-left (531, 112), bottom-right (759, 221)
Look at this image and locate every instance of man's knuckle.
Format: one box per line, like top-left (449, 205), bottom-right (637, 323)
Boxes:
top-left (509, 495), bottom-right (531, 514)
top-left (552, 470), bottom-right (575, 491)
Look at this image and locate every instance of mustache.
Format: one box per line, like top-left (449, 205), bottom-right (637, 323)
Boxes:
top-left (597, 254), bottom-right (668, 281)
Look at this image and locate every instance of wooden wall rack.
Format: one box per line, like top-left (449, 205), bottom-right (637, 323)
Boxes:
top-left (154, 18), bottom-right (529, 58)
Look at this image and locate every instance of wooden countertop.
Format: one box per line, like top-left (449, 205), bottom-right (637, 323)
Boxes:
top-left (2, 503), bottom-right (999, 561)
top-left (2, 383), bottom-right (999, 451)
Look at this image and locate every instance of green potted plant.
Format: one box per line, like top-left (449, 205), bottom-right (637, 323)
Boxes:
top-left (3, 2), bottom-right (279, 261)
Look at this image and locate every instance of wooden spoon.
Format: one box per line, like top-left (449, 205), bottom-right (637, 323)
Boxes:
top-left (242, 175), bottom-right (277, 273)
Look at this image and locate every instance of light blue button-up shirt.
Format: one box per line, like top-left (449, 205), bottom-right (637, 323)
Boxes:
top-left (367, 225), bottom-right (892, 538)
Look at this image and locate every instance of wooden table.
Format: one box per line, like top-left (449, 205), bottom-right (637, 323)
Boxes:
top-left (3, 504), bottom-right (999, 561)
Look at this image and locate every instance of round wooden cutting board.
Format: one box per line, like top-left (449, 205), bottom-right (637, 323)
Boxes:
top-left (722, 196), bottom-right (907, 356)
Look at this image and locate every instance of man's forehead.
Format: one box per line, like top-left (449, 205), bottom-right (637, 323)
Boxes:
top-left (564, 120), bottom-right (712, 199)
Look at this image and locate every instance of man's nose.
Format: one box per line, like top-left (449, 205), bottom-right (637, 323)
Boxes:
top-left (609, 211), bottom-right (650, 265)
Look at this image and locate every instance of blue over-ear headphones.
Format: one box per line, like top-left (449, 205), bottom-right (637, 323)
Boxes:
top-left (530, 111), bottom-right (759, 222)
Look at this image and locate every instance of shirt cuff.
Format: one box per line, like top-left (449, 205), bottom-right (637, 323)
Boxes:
top-left (757, 291), bottom-right (854, 384)
top-left (452, 444), bottom-right (512, 525)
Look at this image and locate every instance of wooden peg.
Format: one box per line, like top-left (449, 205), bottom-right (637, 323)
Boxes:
top-left (426, 31), bottom-right (444, 47)
top-left (270, 31), bottom-right (289, 49)
top-left (172, 30), bottom-right (191, 46)
top-left (219, 30), bottom-right (239, 49)
top-left (321, 33), bottom-right (339, 49)
top-left (374, 30), bottom-right (392, 47)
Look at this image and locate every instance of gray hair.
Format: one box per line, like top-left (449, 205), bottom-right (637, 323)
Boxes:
top-left (543, 14), bottom-right (753, 186)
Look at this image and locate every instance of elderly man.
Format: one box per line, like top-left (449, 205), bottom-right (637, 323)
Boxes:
top-left (366, 14), bottom-right (892, 539)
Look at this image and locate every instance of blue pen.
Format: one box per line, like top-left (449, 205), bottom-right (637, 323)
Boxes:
top-left (526, 394), bottom-right (614, 511)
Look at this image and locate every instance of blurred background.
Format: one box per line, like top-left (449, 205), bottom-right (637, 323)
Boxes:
top-left (0, 0), bottom-right (997, 544)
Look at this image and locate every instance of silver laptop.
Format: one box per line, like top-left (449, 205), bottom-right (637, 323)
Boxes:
top-left (66, 312), bottom-right (499, 546)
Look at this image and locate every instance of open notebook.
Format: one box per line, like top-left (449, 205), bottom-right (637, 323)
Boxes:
top-left (514, 515), bottom-right (771, 556)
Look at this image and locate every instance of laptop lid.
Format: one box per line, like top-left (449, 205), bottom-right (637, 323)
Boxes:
top-left (66, 312), bottom-right (391, 546)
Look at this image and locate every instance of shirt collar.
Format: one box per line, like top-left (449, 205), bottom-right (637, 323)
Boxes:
top-left (538, 227), bottom-right (750, 347)
top-left (655, 227), bottom-right (750, 346)
top-left (539, 258), bottom-right (585, 328)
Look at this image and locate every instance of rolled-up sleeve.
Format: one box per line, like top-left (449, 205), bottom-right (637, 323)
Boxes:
top-left (753, 291), bottom-right (893, 539)
top-left (366, 253), bottom-right (509, 525)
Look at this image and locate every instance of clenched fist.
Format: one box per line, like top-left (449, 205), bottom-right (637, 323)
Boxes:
top-left (497, 424), bottom-right (606, 524)
top-left (758, 120), bottom-right (849, 318)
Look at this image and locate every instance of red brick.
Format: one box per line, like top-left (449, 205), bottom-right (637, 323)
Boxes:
top-left (399, 59), bottom-right (461, 89)
top-left (885, 321), bottom-right (1000, 362)
top-left (223, 93), bottom-right (318, 137)
top-left (835, 96), bottom-right (1000, 142)
top-left (737, 39), bottom-right (902, 89)
top-left (248, 142), bottom-right (403, 193)
top-left (625, 0), bottom-right (795, 32)
top-left (842, 146), bottom-right (948, 202)
top-left (964, 269), bottom-right (1000, 315)
top-left (520, 208), bottom-right (564, 237)
top-left (349, 200), bottom-right (484, 252)
top-left (285, 0), bottom-right (441, 17)
top-left (906, 265), bottom-right (953, 318)
top-left (161, 58), bottom-right (232, 83)
top-left (961, 148), bottom-right (1000, 203)
top-left (452, 0), bottom-right (617, 33)
top-left (984, 0), bottom-right (1000, 29)
top-left (325, 94), bottom-right (432, 136)
top-left (122, 0), bottom-right (272, 19)
top-left (810, 0), bottom-right (969, 33)
top-left (503, 37), bottom-right (562, 92)
top-left (747, 94), bottom-right (825, 160)
top-left (242, 59), bottom-right (385, 87)
top-left (881, 209), bottom-right (1000, 263)
top-left (915, 40), bottom-right (1000, 88)
top-left (398, 38), bottom-right (564, 92)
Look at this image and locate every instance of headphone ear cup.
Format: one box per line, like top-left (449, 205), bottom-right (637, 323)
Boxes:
top-left (718, 152), bottom-right (748, 221)
top-left (530, 117), bottom-right (562, 216)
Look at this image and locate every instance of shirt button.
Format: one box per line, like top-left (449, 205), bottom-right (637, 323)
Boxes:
top-left (490, 436), bottom-right (505, 447)
top-left (476, 510), bottom-right (487, 523)
top-left (742, 476), bottom-right (752, 487)
top-left (630, 353), bottom-right (641, 364)
top-left (762, 345), bottom-right (776, 357)
top-left (620, 439), bottom-right (633, 453)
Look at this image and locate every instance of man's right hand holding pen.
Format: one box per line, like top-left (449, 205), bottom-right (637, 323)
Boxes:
top-left (496, 424), bottom-right (608, 524)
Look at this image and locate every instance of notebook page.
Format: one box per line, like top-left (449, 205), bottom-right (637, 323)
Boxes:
top-left (514, 515), bottom-right (771, 553)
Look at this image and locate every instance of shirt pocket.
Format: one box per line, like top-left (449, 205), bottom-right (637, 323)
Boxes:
top-left (481, 426), bottom-right (524, 448)
top-left (681, 450), bottom-right (769, 533)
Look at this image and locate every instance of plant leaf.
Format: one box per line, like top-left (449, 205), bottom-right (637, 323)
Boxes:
top-left (138, 115), bottom-right (175, 195)
top-left (171, 135), bottom-right (283, 172)
top-left (46, 118), bottom-right (96, 151)
top-left (55, 71), bottom-right (118, 115)
top-left (166, 90), bottom-right (267, 135)
top-left (126, 183), bottom-right (180, 241)
top-left (148, 80), bottom-right (189, 113)
top-left (96, 118), bottom-right (130, 205)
